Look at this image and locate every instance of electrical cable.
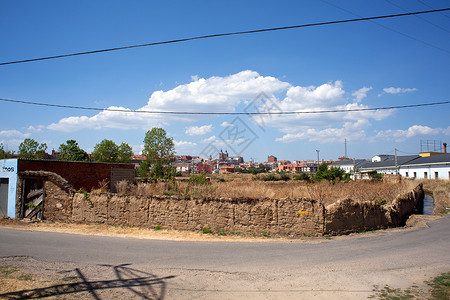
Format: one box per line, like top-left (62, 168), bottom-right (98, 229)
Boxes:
top-left (396, 149), bottom-right (418, 155)
top-left (384, 0), bottom-right (450, 35)
top-left (320, 1), bottom-right (450, 54)
top-left (0, 97), bottom-right (448, 115)
top-left (417, 0), bottom-right (450, 20)
top-left (1, 7), bottom-right (449, 66)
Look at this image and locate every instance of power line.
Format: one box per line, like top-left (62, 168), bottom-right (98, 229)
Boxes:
top-left (396, 149), bottom-right (418, 155)
top-left (417, 0), bottom-right (450, 20)
top-left (384, 0), bottom-right (450, 35)
top-left (0, 97), bottom-right (448, 115)
top-left (1, 8), bottom-right (449, 66)
top-left (320, 1), bottom-right (450, 54)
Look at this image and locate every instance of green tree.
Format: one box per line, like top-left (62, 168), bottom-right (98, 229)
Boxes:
top-left (91, 140), bottom-right (133, 163)
top-left (314, 163), bottom-right (345, 182)
top-left (137, 160), bottom-right (150, 178)
top-left (58, 140), bottom-right (89, 161)
top-left (117, 142), bottom-right (133, 163)
top-left (92, 139), bottom-right (118, 162)
top-left (18, 138), bottom-right (47, 159)
top-left (0, 143), bottom-right (14, 159)
top-left (143, 128), bottom-right (175, 179)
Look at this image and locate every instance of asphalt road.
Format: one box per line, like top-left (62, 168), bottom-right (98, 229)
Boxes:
top-left (1, 216), bottom-right (449, 299)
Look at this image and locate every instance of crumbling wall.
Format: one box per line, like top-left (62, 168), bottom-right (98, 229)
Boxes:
top-left (44, 181), bottom-right (73, 222)
top-left (323, 183), bottom-right (424, 235)
top-left (48, 184), bottom-right (424, 237)
top-left (71, 194), bottom-right (324, 237)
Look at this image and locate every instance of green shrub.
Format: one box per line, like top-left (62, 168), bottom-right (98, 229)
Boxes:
top-left (314, 163), bottom-right (345, 183)
top-left (216, 227), bottom-right (226, 236)
top-left (188, 172), bottom-right (209, 185)
top-left (368, 170), bottom-right (383, 180)
top-left (279, 173), bottom-right (290, 181)
top-left (293, 172), bottom-right (311, 181)
top-left (262, 173), bottom-right (278, 181)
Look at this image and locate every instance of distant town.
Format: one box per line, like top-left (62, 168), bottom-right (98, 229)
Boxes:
top-left (141, 145), bottom-right (450, 180)
top-left (2, 141), bottom-right (449, 180)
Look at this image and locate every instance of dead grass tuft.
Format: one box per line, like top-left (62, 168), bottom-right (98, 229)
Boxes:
top-left (115, 180), bottom-right (130, 195)
top-left (91, 179), bottom-right (109, 195)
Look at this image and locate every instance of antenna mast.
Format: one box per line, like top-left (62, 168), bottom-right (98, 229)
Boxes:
top-left (345, 138), bottom-right (347, 158)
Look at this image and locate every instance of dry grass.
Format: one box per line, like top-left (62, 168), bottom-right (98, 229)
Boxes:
top-left (90, 179), bottom-right (110, 195)
top-left (123, 177), bottom-right (417, 206)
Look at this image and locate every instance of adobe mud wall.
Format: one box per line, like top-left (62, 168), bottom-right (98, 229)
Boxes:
top-left (323, 184), bottom-right (424, 235)
top-left (44, 184), bottom-right (424, 237)
top-left (71, 194), bottom-right (325, 237)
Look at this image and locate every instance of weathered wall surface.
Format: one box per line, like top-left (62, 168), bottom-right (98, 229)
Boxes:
top-left (72, 194), bottom-right (324, 236)
top-left (323, 184), bottom-right (424, 235)
top-left (46, 184), bottom-right (424, 237)
top-left (43, 181), bottom-right (73, 222)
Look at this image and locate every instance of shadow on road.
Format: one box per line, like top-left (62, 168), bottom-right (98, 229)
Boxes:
top-left (0, 263), bottom-right (175, 300)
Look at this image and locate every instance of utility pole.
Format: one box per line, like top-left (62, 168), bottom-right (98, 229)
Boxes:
top-left (394, 148), bottom-right (398, 175)
top-left (353, 157), bottom-right (356, 180)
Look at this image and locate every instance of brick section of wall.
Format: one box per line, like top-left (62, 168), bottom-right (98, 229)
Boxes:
top-left (49, 184), bottom-right (424, 237)
top-left (18, 160), bottom-right (134, 191)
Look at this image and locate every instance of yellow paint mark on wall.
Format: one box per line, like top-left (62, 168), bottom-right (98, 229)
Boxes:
top-left (297, 208), bottom-right (312, 217)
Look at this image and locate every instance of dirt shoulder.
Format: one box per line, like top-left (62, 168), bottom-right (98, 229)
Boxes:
top-left (0, 213), bottom-right (443, 244)
top-left (0, 218), bottom-right (315, 243)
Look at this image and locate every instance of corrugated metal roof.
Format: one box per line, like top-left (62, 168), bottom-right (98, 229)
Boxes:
top-left (360, 155), bottom-right (419, 169)
top-left (330, 159), bottom-right (368, 167)
top-left (360, 154), bottom-right (450, 169)
top-left (402, 153), bottom-right (450, 165)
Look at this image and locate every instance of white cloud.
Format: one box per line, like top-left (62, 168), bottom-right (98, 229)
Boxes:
top-left (185, 124), bottom-right (213, 136)
top-left (276, 120), bottom-right (369, 143)
top-left (0, 139), bottom-right (23, 150)
top-left (352, 86), bottom-right (372, 102)
top-left (174, 140), bottom-right (197, 147)
top-left (47, 107), bottom-right (165, 132)
top-left (47, 70), bottom-right (290, 132)
top-left (142, 70), bottom-right (290, 113)
top-left (0, 129), bottom-right (30, 138)
top-left (174, 140), bottom-right (197, 152)
top-left (201, 136), bottom-right (217, 143)
top-left (282, 81), bottom-right (345, 110)
top-left (260, 81), bottom-right (393, 135)
top-left (27, 125), bottom-right (45, 132)
top-left (374, 125), bottom-right (450, 142)
top-left (31, 71), bottom-right (430, 150)
top-left (383, 87), bottom-right (418, 94)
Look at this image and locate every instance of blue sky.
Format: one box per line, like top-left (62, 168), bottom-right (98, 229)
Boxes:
top-left (1, 0), bottom-right (449, 162)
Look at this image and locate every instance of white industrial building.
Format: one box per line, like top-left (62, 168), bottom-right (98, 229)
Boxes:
top-left (398, 154), bottom-right (450, 179)
top-left (359, 153), bottom-right (450, 180)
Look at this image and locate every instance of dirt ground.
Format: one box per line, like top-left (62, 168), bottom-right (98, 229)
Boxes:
top-left (1, 214), bottom-right (447, 300)
top-left (1, 179), bottom-right (448, 299)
